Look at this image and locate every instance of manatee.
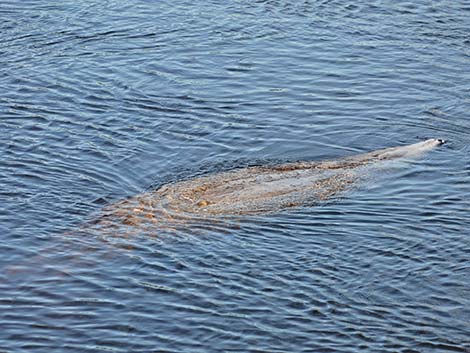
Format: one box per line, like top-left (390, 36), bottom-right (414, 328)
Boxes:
top-left (92, 139), bottom-right (445, 231)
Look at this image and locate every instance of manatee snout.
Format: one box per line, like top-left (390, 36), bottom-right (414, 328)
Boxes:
top-left (423, 138), bottom-right (446, 147)
top-left (427, 138), bottom-right (446, 145)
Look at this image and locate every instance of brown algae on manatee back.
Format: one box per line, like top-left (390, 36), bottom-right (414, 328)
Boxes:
top-left (95, 162), bottom-right (358, 232)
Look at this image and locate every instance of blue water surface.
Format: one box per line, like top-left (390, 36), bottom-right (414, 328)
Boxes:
top-left (1, 0), bottom-right (469, 352)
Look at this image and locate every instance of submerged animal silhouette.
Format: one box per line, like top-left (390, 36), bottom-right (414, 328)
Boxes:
top-left (94, 139), bottom-right (445, 230)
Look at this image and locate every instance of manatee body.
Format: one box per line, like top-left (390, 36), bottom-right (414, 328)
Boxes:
top-left (96, 139), bottom-right (444, 229)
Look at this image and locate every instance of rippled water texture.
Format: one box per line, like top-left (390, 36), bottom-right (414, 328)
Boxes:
top-left (1, 1), bottom-right (470, 352)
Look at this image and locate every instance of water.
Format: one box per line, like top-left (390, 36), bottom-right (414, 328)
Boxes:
top-left (1, 0), bottom-right (469, 351)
